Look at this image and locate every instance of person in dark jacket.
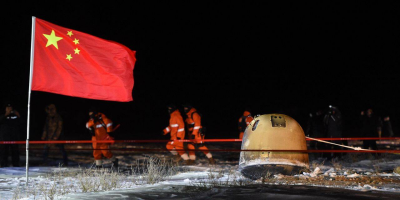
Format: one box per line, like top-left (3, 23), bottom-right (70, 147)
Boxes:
top-left (41, 104), bottom-right (68, 166)
top-left (359, 108), bottom-right (382, 150)
top-left (323, 105), bottom-right (343, 159)
top-left (306, 109), bottom-right (326, 158)
top-left (382, 116), bottom-right (394, 137)
top-left (0, 103), bottom-right (21, 167)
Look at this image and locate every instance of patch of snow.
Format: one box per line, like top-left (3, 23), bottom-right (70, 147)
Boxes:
top-left (346, 173), bottom-right (360, 178)
top-left (323, 168), bottom-right (335, 176)
top-left (310, 167), bottom-right (321, 177)
top-left (274, 174), bottom-right (285, 179)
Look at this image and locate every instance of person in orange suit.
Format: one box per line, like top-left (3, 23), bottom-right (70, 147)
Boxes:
top-left (238, 109), bottom-right (253, 139)
top-left (86, 108), bottom-right (118, 169)
top-left (163, 104), bottom-right (190, 163)
top-left (183, 104), bottom-right (215, 165)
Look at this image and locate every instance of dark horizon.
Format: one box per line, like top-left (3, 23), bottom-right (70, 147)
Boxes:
top-left (1, 2), bottom-right (399, 141)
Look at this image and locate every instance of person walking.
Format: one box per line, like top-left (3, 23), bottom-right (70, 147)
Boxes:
top-left (86, 108), bottom-right (118, 169)
top-left (0, 103), bottom-right (21, 167)
top-left (162, 104), bottom-right (190, 163)
top-left (41, 104), bottom-right (68, 166)
top-left (183, 104), bottom-right (215, 165)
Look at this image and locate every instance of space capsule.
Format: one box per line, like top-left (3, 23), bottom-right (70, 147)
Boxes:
top-left (239, 114), bottom-right (309, 179)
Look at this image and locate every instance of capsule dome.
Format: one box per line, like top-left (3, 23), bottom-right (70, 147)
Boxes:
top-left (239, 114), bottom-right (309, 179)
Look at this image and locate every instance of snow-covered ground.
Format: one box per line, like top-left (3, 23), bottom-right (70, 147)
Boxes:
top-left (1, 142), bottom-right (400, 199)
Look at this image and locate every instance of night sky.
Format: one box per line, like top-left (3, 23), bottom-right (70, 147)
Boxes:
top-left (1, 2), bottom-right (400, 141)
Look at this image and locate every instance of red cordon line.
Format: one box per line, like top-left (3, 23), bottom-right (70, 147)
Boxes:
top-left (23, 148), bottom-right (400, 153)
top-left (1, 137), bottom-right (400, 144)
top-left (308, 137), bottom-right (400, 141)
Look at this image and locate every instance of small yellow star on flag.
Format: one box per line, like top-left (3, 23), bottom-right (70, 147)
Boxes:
top-left (67, 31), bottom-right (73, 37)
top-left (66, 54), bottom-right (73, 61)
top-left (73, 38), bottom-right (80, 45)
top-left (43, 30), bottom-right (63, 49)
top-left (74, 48), bottom-right (80, 54)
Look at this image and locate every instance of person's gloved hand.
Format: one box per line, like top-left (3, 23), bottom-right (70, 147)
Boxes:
top-left (88, 128), bottom-right (95, 136)
top-left (108, 131), bottom-right (114, 137)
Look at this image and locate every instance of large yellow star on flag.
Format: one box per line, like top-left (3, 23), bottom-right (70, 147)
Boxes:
top-left (43, 30), bottom-right (63, 49)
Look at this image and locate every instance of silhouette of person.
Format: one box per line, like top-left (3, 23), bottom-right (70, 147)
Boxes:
top-left (0, 103), bottom-right (21, 167)
top-left (323, 105), bottom-right (343, 159)
top-left (359, 108), bottom-right (382, 150)
top-left (306, 109), bottom-right (326, 158)
top-left (41, 104), bottom-right (68, 166)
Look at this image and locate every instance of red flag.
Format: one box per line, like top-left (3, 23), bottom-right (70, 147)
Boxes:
top-left (32, 18), bottom-right (136, 102)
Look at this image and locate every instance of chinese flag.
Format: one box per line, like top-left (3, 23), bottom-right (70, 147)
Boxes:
top-left (32, 18), bottom-right (136, 102)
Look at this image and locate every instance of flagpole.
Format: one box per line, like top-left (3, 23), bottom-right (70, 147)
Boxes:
top-left (26, 16), bottom-right (36, 186)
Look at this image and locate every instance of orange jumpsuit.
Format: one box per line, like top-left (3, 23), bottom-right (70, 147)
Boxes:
top-left (238, 111), bottom-right (253, 139)
top-left (185, 108), bottom-right (211, 159)
top-left (163, 109), bottom-right (186, 155)
top-left (86, 113), bottom-right (114, 160)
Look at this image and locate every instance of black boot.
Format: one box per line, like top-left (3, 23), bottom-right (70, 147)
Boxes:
top-left (112, 158), bottom-right (119, 168)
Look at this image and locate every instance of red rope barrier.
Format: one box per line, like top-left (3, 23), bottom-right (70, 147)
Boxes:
top-left (22, 148), bottom-right (400, 153)
top-left (307, 137), bottom-right (400, 141)
top-left (1, 137), bottom-right (400, 144)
